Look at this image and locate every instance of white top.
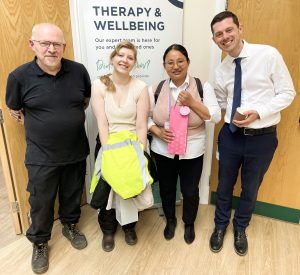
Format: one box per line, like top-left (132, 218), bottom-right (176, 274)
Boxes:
top-left (148, 76), bottom-right (221, 159)
top-left (98, 77), bottom-right (147, 133)
top-left (213, 41), bottom-right (296, 128)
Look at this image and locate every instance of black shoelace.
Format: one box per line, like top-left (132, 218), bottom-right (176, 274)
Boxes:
top-left (68, 224), bottom-right (82, 238)
top-left (235, 231), bottom-right (247, 243)
top-left (34, 243), bottom-right (47, 260)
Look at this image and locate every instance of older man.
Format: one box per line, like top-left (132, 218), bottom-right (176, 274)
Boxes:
top-left (6, 23), bottom-right (91, 273)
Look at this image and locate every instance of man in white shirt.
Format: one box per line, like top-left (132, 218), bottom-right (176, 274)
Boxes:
top-left (209, 11), bottom-right (295, 256)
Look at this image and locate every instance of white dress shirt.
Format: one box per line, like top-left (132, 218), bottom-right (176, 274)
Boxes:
top-left (214, 41), bottom-right (296, 128)
top-left (148, 75), bottom-right (221, 159)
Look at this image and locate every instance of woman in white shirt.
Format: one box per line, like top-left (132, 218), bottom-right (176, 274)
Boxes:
top-left (148, 44), bottom-right (221, 244)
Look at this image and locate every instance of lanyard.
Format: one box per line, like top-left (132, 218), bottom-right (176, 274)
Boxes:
top-left (168, 82), bottom-right (192, 117)
top-left (168, 81), bottom-right (189, 112)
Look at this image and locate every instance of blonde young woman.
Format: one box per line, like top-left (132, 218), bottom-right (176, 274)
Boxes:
top-left (91, 41), bottom-right (149, 252)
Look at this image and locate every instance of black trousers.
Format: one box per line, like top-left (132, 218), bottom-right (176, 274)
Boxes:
top-left (94, 135), bottom-right (136, 234)
top-left (97, 190), bottom-right (136, 234)
top-left (25, 160), bottom-right (86, 244)
top-left (153, 153), bottom-right (203, 225)
top-left (98, 208), bottom-right (136, 235)
top-left (214, 124), bottom-right (278, 231)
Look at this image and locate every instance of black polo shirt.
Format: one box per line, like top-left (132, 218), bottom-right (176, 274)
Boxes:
top-left (6, 58), bottom-right (91, 166)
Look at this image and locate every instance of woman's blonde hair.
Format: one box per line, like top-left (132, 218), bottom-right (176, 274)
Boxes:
top-left (100, 40), bottom-right (137, 92)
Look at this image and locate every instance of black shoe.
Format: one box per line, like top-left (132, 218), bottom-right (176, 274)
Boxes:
top-left (209, 228), bottom-right (226, 253)
top-left (234, 230), bottom-right (248, 256)
top-left (184, 224), bottom-right (195, 244)
top-left (31, 242), bottom-right (49, 274)
top-left (163, 218), bottom-right (177, 240)
top-left (124, 228), bottom-right (138, 245)
top-left (62, 223), bottom-right (87, 250)
top-left (102, 234), bottom-right (115, 252)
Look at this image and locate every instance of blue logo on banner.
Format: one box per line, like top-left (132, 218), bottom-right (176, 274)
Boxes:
top-left (168, 0), bottom-right (183, 9)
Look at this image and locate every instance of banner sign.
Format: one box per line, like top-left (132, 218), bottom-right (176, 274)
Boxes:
top-left (70, 0), bottom-right (184, 84)
top-left (69, 0), bottom-right (184, 202)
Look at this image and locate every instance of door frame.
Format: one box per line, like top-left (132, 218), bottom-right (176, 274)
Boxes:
top-left (0, 108), bottom-right (22, 234)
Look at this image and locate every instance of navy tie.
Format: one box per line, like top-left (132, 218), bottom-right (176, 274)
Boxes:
top-left (229, 58), bottom-right (242, 132)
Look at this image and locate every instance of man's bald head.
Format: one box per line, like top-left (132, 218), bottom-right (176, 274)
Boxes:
top-left (29, 23), bottom-right (66, 74)
top-left (31, 23), bottom-right (65, 43)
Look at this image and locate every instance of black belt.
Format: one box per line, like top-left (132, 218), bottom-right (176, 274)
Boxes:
top-left (237, 125), bottom-right (276, 136)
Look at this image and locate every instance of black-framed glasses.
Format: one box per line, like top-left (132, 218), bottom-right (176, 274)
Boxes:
top-left (31, 40), bottom-right (65, 49)
top-left (164, 59), bottom-right (187, 68)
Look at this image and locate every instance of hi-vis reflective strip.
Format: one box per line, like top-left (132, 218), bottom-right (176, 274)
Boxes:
top-left (102, 139), bottom-right (132, 150)
top-left (89, 148), bottom-right (103, 194)
top-left (95, 148), bottom-right (103, 179)
top-left (102, 139), bottom-right (149, 189)
top-left (131, 141), bottom-right (149, 189)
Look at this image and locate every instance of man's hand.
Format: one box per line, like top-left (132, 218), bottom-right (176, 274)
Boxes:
top-left (9, 109), bottom-right (24, 124)
top-left (233, 110), bottom-right (260, 128)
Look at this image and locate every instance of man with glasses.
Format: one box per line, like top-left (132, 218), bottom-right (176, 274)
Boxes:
top-left (6, 23), bottom-right (91, 274)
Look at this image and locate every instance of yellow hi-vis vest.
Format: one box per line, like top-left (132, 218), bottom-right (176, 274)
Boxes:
top-left (90, 130), bottom-right (153, 199)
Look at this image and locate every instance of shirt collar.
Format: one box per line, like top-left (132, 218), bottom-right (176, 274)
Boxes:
top-left (227, 40), bottom-right (250, 63)
top-left (31, 57), bottom-right (68, 76)
top-left (169, 74), bottom-right (190, 90)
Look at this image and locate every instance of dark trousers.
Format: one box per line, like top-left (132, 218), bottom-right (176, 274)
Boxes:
top-left (98, 208), bottom-right (136, 235)
top-left (26, 160), bottom-right (86, 244)
top-left (97, 192), bottom-right (136, 235)
top-left (215, 124), bottom-right (278, 231)
top-left (94, 136), bottom-right (136, 235)
top-left (153, 153), bottom-right (203, 225)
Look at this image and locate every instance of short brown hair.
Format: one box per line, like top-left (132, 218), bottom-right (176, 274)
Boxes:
top-left (211, 11), bottom-right (240, 34)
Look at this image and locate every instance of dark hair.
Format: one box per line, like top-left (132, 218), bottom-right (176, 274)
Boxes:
top-left (163, 44), bottom-right (190, 63)
top-left (210, 11), bottom-right (240, 34)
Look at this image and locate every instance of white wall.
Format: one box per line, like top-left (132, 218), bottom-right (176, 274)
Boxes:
top-left (183, 0), bottom-right (225, 203)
